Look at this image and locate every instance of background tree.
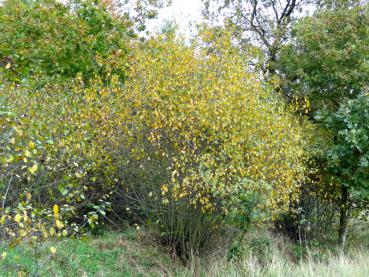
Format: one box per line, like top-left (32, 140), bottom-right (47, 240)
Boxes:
top-left (116, 0), bottom-right (172, 32)
top-left (278, 4), bottom-right (369, 110)
top-left (0, 0), bottom-right (171, 81)
top-left (277, 3), bottom-right (369, 245)
top-left (316, 94), bottom-right (369, 247)
top-left (202, 0), bottom-right (310, 77)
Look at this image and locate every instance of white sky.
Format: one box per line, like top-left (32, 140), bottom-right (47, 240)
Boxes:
top-left (146, 0), bottom-right (203, 36)
top-left (54, 0), bottom-right (204, 36)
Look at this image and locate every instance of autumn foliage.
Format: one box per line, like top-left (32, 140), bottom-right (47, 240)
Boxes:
top-left (0, 0), bottom-right (321, 262)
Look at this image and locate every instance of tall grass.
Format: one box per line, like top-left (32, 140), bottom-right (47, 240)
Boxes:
top-left (187, 231), bottom-right (369, 277)
top-left (202, 250), bottom-right (369, 277)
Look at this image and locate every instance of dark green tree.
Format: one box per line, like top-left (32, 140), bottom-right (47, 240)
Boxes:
top-left (278, 4), bottom-right (369, 246)
top-left (278, 5), bottom-right (369, 109)
top-left (316, 94), bottom-right (369, 246)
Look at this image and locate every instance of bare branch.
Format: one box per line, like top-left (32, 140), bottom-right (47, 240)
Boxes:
top-left (271, 0), bottom-right (280, 22)
top-left (280, 0), bottom-right (297, 23)
top-left (248, 0), bottom-right (271, 48)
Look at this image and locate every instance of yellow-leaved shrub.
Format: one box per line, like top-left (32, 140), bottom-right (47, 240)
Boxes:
top-left (0, 76), bottom-right (122, 241)
top-left (1, 30), bottom-right (310, 259)
top-left (114, 31), bottom-right (310, 258)
top-left (122, 32), bottom-right (307, 208)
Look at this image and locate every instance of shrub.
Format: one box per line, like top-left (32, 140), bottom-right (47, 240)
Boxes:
top-left (0, 73), bottom-right (127, 240)
top-left (114, 30), bottom-right (310, 260)
top-left (1, 28), bottom-right (310, 259)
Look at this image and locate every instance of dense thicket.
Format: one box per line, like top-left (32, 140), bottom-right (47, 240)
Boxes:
top-left (0, 32), bottom-right (311, 261)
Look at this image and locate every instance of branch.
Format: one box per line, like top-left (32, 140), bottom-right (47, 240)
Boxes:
top-left (271, 0), bottom-right (280, 22)
top-left (280, 0), bottom-right (297, 23)
top-left (248, 0), bottom-right (271, 48)
top-left (2, 174), bottom-right (13, 212)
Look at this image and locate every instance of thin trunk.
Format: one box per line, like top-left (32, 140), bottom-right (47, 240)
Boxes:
top-left (338, 186), bottom-right (350, 248)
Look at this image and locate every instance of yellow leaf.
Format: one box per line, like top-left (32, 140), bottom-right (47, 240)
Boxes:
top-left (19, 229), bottom-right (27, 237)
top-left (28, 164), bottom-right (38, 175)
top-left (28, 141), bottom-right (35, 149)
top-left (14, 214), bottom-right (22, 223)
top-left (49, 247), bottom-right (57, 254)
top-left (53, 204), bottom-right (59, 218)
top-left (161, 184), bottom-right (168, 194)
top-left (26, 192), bottom-right (32, 201)
top-left (5, 63), bottom-right (11, 69)
top-left (49, 227), bottom-right (55, 236)
top-left (55, 219), bottom-right (63, 229)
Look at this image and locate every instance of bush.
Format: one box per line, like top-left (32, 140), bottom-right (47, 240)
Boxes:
top-left (1, 27), bottom-right (310, 259)
top-left (0, 0), bottom-right (133, 241)
top-left (114, 30), bottom-right (310, 260)
top-left (0, 75), bottom-right (124, 239)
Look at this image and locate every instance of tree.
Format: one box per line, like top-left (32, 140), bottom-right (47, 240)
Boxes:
top-left (316, 94), bottom-right (369, 247)
top-left (278, 4), bottom-right (369, 110)
top-left (202, 0), bottom-right (309, 76)
top-left (115, 0), bottom-right (171, 32)
top-left (316, 0), bottom-right (368, 9)
top-left (0, 0), bottom-right (133, 81)
top-left (277, 4), bottom-right (369, 245)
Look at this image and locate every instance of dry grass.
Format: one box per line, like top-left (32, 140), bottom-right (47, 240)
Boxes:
top-left (183, 231), bottom-right (369, 277)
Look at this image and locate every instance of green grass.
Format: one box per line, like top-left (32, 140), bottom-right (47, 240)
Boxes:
top-left (1, 229), bottom-right (369, 276)
top-left (0, 229), bottom-right (183, 277)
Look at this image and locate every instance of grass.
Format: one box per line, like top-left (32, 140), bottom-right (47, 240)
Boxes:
top-left (1, 228), bottom-right (369, 276)
top-left (0, 229), bottom-right (183, 277)
top-left (206, 237), bottom-right (369, 277)
top-left (206, 251), bottom-right (369, 277)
